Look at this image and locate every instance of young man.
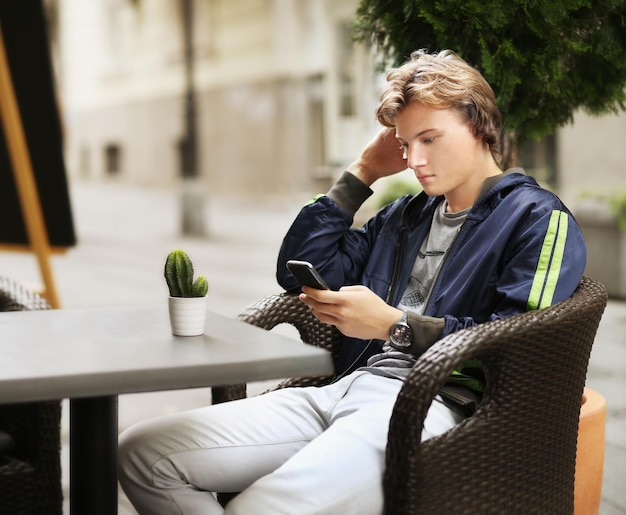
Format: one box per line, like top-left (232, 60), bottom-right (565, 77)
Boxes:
top-left (118, 50), bottom-right (586, 515)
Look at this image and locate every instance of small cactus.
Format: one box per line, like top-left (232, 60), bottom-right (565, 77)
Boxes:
top-left (164, 249), bottom-right (208, 297)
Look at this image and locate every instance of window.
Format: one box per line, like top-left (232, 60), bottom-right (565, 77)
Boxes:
top-left (337, 22), bottom-right (356, 117)
top-left (104, 143), bottom-right (122, 175)
top-left (79, 145), bottom-right (90, 178)
top-left (519, 134), bottom-right (557, 190)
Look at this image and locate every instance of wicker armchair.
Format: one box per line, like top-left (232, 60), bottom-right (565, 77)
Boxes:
top-left (213, 276), bottom-right (607, 514)
top-left (0, 277), bottom-right (63, 515)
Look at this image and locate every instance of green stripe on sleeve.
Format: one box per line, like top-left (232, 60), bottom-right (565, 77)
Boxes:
top-left (527, 210), bottom-right (568, 310)
top-left (305, 194), bottom-right (325, 206)
top-left (539, 212), bottom-right (568, 308)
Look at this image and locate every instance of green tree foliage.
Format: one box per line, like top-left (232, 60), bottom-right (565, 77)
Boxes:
top-left (354, 0), bottom-right (626, 167)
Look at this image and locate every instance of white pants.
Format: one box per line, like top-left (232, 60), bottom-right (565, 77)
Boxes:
top-left (118, 371), bottom-right (463, 515)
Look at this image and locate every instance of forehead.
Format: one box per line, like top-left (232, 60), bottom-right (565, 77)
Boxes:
top-left (394, 102), bottom-right (465, 140)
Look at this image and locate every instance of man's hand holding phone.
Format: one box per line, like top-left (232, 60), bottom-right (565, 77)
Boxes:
top-left (287, 261), bottom-right (400, 341)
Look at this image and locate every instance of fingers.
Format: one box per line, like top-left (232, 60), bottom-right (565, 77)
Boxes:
top-left (346, 128), bottom-right (408, 185)
top-left (299, 287), bottom-right (342, 325)
top-left (299, 287), bottom-right (334, 312)
top-left (299, 285), bottom-right (367, 326)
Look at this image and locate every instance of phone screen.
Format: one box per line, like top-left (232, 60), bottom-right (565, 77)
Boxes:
top-left (286, 260), bottom-right (330, 290)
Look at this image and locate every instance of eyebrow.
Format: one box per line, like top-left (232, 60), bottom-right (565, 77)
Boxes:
top-left (396, 128), bottom-right (437, 142)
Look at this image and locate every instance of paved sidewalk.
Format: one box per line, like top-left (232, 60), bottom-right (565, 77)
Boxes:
top-left (1, 181), bottom-right (624, 514)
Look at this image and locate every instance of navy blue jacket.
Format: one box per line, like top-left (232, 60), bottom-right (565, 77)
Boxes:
top-left (277, 170), bottom-right (587, 373)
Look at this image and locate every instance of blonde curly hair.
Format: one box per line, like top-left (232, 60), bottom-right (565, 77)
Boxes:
top-left (376, 50), bottom-right (502, 162)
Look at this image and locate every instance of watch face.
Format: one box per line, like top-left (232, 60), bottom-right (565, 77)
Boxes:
top-left (390, 323), bottom-right (412, 348)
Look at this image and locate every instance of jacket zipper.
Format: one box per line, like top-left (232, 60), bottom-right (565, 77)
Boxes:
top-left (386, 236), bottom-right (404, 304)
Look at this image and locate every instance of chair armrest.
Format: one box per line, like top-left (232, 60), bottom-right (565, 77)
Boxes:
top-left (385, 321), bottom-right (498, 482)
top-left (237, 292), bottom-right (343, 360)
top-left (240, 292), bottom-right (342, 388)
top-left (212, 293), bottom-right (343, 404)
top-left (383, 277), bottom-right (608, 514)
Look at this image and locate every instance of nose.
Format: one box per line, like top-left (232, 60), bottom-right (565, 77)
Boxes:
top-left (406, 145), bottom-right (427, 170)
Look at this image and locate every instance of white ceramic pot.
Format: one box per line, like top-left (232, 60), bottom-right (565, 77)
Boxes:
top-left (168, 296), bottom-right (208, 336)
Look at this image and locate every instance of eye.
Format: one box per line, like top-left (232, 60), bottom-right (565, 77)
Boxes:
top-left (423, 137), bottom-right (436, 144)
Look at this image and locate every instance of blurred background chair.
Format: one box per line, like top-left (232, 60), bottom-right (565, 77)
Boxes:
top-left (0, 276), bottom-right (63, 515)
top-left (214, 276), bottom-right (607, 514)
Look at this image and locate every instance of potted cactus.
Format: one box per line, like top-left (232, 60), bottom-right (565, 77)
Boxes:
top-left (165, 249), bottom-right (209, 336)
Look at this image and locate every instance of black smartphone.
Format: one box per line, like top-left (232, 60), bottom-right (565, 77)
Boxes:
top-left (286, 260), bottom-right (330, 290)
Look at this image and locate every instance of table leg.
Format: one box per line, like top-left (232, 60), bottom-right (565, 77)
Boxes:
top-left (70, 395), bottom-right (119, 515)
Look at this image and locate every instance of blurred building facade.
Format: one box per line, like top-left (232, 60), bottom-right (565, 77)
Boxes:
top-left (50, 0), bottom-right (625, 206)
top-left (53, 0), bottom-right (378, 198)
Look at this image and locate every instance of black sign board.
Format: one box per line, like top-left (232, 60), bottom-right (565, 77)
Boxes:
top-left (0, 0), bottom-right (75, 247)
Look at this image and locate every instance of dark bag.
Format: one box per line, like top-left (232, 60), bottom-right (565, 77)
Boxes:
top-left (439, 383), bottom-right (483, 417)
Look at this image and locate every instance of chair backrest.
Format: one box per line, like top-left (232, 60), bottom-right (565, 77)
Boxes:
top-left (383, 277), bottom-right (608, 514)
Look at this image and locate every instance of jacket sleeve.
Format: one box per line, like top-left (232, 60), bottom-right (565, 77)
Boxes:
top-left (440, 203), bottom-right (587, 337)
top-left (277, 172), bottom-right (385, 292)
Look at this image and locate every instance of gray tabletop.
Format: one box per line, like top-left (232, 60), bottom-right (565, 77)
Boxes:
top-left (0, 304), bottom-right (333, 403)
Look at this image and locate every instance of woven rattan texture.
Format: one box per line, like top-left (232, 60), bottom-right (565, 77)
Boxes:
top-left (217, 278), bottom-right (607, 514)
top-left (0, 277), bottom-right (63, 515)
top-left (383, 277), bottom-right (607, 514)
top-left (211, 293), bottom-right (342, 404)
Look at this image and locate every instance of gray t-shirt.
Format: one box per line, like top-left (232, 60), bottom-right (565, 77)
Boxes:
top-left (364, 200), bottom-right (469, 381)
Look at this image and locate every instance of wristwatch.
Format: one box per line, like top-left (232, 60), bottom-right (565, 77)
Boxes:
top-left (389, 311), bottom-right (413, 350)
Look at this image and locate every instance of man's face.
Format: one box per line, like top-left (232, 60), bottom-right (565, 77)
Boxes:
top-left (395, 102), bottom-right (489, 212)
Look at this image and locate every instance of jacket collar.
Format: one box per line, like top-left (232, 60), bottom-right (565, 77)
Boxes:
top-left (475, 167), bottom-right (526, 206)
top-left (401, 167), bottom-right (533, 227)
